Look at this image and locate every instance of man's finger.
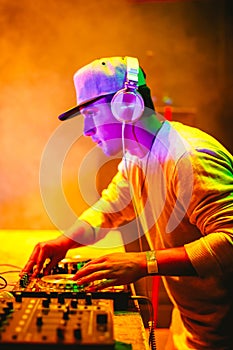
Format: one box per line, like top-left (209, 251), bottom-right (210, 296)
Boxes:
top-left (87, 279), bottom-right (117, 292)
top-left (19, 259), bottom-right (36, 276)
top-left (73, 262), bottom-right (107, 280)
top-left (74, 269), bottom-right (110, 285)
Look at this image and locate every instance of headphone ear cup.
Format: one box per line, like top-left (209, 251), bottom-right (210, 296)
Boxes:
top-left (111, 89), bottom-right (144, 123)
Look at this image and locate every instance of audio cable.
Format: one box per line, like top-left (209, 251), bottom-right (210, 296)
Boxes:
top-left (130, 295), bottom-right (157, 350)
top-left (0, 264), bottom-right (22, 289)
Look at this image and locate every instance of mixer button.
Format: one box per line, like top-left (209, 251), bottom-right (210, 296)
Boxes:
top-left (70, 299), bottom-right (78, 309)
top-left (56, 327), bottom-right (65, 339)
top-left (62, 312), bottom-right (69, 320)
top-left (14, 292), bottom-right (22, 303)
top-left (19, 273), bottom-right (29, 287)
top-left (62, 307), bottom-right (70, 320)
top-left (2, 306), bottom-right (11, 315)
top-left (0, 312), bottom-right (7, 322)
top-left (42, 298), bottom-right (50, 308)
top-left (96, 313), bottom-right (108, 332)
top-left (57, 293), bottom-right (65, 305)
top-left (36, 315), bottom-right (43, 326)
top-left (85, 293), bottom-right (92, 305)
top-left (6, 301), bottom-right (14, 310)
top-left (73, 327), bottom-right (82, 340)
top-left (97, 313), bottom-right (108, 324)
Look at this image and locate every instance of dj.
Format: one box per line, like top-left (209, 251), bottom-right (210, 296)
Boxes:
top-left (22, 56), bottom-right (233, 349)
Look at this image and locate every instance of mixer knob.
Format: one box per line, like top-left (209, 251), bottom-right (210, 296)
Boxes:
top-left (56, 327), bottom-right (65, 339)
top-left (56, 262), bottom-right (68, 274)
top-left (0, 312), bottom-right (7, 322)
top-left (19, 273), bottom-right (29, 287)
top-left (36, 315), bottom-right (43, 326)
top-left (2, 306), bottom-right (11, 315)
top-left (62, 311), bottom-right (69, 320)
top-left (70, 299), bottom-right (78, 309)
top-left (15, 292), bottom-right (22, 303)
top-left (6, 301), bottom-right (14, 310)
top-left (73, 327), bottom-right (82, 340)
top-left (42, 298), bottom-right (50, 308)
top-left (85, 293), bottom-right (92, 305)
top-left (50, 266), bottom-right (59, 274)
top-left (57, 293), bottom-right (65, 305)
top-left (62, 306), bottom-right (70, 320)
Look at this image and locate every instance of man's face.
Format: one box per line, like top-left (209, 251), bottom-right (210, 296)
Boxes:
top-left (80, 96), bottom-right (123, 156)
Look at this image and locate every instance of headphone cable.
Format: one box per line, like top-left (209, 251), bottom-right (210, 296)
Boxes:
top-left (121, 121), bottom-right (157, 350)
top-left (121, 121), bottom-right (143, 252)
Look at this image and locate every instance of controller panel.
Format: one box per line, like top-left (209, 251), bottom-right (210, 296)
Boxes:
top-left (12, 258), bottom-right (131, 311)
top-left (0, 293), bottom-right (114, 349)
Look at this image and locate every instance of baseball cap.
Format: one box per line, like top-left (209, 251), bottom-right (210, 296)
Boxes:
top-left (58, 56), bottom-right (146, 121)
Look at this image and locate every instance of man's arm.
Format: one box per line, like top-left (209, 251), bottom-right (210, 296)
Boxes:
top-left (72, 246), bottom-right (197, 291)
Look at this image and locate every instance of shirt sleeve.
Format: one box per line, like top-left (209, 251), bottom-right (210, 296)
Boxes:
top-left (79, 162), bottom-right (136, 240)
top-left (182, 148), bottom-right (233, 277)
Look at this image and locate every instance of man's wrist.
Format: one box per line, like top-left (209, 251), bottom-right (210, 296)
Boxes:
top-left (146, 250), bottom-right (159, 275)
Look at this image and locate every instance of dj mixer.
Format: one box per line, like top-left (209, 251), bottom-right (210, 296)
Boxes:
top-left (0, 257), bottom-right (133, 349)
top-left (0, 293), bottom-right (114, 349)
top-left (12, 257), bottom-right (131, 311)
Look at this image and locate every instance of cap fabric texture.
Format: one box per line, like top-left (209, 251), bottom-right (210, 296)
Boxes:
top-left (58, 56), bottom-right (146, 121)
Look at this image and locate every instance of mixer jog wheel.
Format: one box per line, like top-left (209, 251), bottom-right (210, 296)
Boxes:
top-left (37, 274), bottom-right (86, 292)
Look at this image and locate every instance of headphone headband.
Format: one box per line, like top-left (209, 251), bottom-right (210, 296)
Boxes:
top-left (125, 57), bottom-right (140, 91)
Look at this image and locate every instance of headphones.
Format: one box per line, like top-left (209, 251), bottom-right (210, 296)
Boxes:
top-left (111, 57), bottom-right (145, 123)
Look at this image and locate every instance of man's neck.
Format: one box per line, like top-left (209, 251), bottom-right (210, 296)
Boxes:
top-left (125, 112), bottom-right (164, 157)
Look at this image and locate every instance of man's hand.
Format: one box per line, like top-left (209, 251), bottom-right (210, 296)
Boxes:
top-left (72, 252), bottom-right (147, 291)
top-left (20, 235), bottom-right (75, 277)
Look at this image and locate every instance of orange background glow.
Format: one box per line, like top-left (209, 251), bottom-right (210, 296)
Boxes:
top-left (0, 0), bottom-right (232, 229)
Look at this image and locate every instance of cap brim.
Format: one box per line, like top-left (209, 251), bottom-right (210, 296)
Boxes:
top-left (58, 95), bottom-right (111, 121)
top-left (58, 105), bottom-right (81, 121)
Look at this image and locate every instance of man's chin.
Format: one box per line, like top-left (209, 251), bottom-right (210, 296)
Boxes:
top-left (103, 150), bottom-right (118, 157)
top-left (127, 147), bottom-right (148, 158)
top-left (101, 147), bottom-right (121, 157)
